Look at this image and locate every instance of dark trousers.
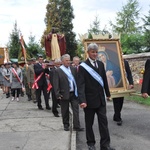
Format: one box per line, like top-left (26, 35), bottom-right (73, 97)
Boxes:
top-left (60, 92), bottom-right (80, 128)
top-left (12, 88), bottom-right (20, 97)
top-left (36, 85), bottom-right (49, 108)
top-left (84, 105), bottom-right (110, 149)
top-left (51, 89), bottom-right (59, 114)
top-left (113, 97), bottom-right (124, 121)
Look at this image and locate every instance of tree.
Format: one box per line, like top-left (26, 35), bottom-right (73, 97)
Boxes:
top-left (111, 0), bottom-right (140, 34)
top-left (28, 33), bottom-right (45, 58)
top-left (121, 33), bottom-right (144, 54)
top-left (7, 21), bottom-right (21, 58)
top-left (58, 0), bottom-right (77, 57)
top-left (41, 0), bottom-right (77, 58)
top-left (88, 15), bottom-right (102, 35)
top-left (87, 15), bottom-right (111, 38)
top-left (142, 8), bottom-right (150, 52)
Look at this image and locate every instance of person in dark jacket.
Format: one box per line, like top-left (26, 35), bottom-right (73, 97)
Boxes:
top-left (53, 54), bottom-right (83, 132)
top-left (113, 59), bottom-right (134, 126)
top-left (33, 56), bottom-right (51, 110)
top-left (77, 43), bottom-right (115, 150)
top-left (141, 59), bottom-right (150, 98)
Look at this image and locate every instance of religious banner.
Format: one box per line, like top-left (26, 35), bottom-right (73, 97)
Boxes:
top-left (18, 35), bottom-right (30, 64)
top-left (0, 47), bottom-right (5, 65)
top-left (0, 47), bottom-right (9, 65)
top-left (83, 39), bottom-right (136, 98)
top-left (44, 29), bottom-right (66, 60)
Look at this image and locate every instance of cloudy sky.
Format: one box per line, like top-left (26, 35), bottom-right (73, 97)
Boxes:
top-left (0, 0), bottom-right (149, 47)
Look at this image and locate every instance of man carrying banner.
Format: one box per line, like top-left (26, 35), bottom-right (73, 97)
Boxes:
top-left (77, 43), bottom-right (115, 150)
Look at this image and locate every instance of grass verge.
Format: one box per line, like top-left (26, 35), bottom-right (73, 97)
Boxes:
top-left (125, 96), bottom-right (150, 106)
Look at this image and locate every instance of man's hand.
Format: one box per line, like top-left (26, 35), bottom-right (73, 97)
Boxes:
top-left (80, 103), bottom-right (87, 108)
top-left (107, 97), bottom-right (111, 101)
top-left (58, 95), bottom-right (63, 100)
top-left (128, 84), bottom-right (134, 89)
top-left (142, 93), bottom-right (149, 99)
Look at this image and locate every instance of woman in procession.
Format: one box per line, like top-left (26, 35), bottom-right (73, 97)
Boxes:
top-left (10, 62), bottom-right (23, 101)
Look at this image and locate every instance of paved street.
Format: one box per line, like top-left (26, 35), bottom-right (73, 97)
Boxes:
top-left (77, 99), bottom-right (150, 150)
top-left (0, 89), bottom-right (72, 150)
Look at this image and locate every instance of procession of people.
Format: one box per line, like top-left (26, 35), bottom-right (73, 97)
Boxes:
top-left (0, 41), bottom-right (150, 150)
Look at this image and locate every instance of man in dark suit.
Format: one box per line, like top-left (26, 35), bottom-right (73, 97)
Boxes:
top-left (141, 59), bottom-right (150, 98)
top-left (113, 59), bottom-right (134, 126)
top-left (33, 56), bottom-right (51, 110)
top-left (49, 59), bottom-right (61, 117)
top-left (77, 43), bottom-right (115, 150)
top-left (53, 54), bottom-right (83, 131)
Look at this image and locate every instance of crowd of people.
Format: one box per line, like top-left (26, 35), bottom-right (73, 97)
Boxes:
top-left (0, 42), bottom-right (150, 150)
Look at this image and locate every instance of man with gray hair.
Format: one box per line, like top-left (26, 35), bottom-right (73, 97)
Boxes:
top-left (77, 43), bottom-right (115, 150)
top-left (53, 54), bottom-right (83, 131)
top-left (72, 56), bottom-right (80, 72)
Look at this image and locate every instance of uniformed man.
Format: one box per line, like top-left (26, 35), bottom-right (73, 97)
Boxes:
top-left (27, 58), bottom-right (36, 103)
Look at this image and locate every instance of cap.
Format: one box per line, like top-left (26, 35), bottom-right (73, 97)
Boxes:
top-left (27, 58), bottom-right (36, 61)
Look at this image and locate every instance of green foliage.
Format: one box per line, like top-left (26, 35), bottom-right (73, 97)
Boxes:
top-left (58, 0), bottom-right (77, 58)
top-left (42, 0), bottom-right (77, 58)
top-left (76, 40), bottom-right (84, 60)
top-left (88, 15), bottom-right (102, 35)
top-left (126, 96), bottom-right (150, 106)
top-left (142, 8), bottom-right (150, 52)
top-left (120, 33), bottom-right (144, 54)
top-left (111, 0), bottom-right (140, 34)
top-left (7, 21), bottom-right (21, 59)
top-left (27, 34), bottom-right (45, 58)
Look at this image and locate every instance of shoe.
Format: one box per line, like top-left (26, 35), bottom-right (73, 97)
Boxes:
top-left (64, 127), bottom-right (69, 131)
top-left (46, 106), bottom-right (51, 110)
top-left (6, 93), bottom-right (10, 98)
top-left (117, 120), bottom-right (122, 126)
top-left (113, 118), bottom-right (123, 126)
top-left (16, 98), bottom-right (19, 102)
top-left (101, 146), bottom-right (115, 150)
top-left (33, 100), bottom-right (37, 103)
top-left (54, 113), bottom-right (60, 117)
top-left (64, 125), bottom-right (69, 131)
top-left (88, 145), bottom-right (96, 150)
top-left (73, 127), bottom-right (84, 132)
top-left (38, 107), bottom-right (44, 110)
top-left (11, 97), bottom-right (15, 101)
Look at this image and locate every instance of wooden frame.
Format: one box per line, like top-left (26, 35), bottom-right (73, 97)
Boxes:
top-left (83, 39), bottom-right (135, 97)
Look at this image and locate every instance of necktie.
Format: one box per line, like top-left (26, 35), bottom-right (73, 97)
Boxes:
top-left (93, 61), bottom-right (97, 68)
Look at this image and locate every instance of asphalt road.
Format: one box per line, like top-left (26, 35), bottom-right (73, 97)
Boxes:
top-left (76, 100), bottom-right (150, 150)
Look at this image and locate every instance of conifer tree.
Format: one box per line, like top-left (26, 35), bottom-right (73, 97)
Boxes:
top-left (142, 8), bottom-right (150, 52)
top-left (41, 0), bottom-right (77, 58)
top-left (7, 21), bottom-right (21, 58)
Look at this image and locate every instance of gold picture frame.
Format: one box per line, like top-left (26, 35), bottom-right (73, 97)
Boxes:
top-left (83, 39), bottom-right (135, 97)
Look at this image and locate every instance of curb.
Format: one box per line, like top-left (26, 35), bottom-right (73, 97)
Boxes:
top-left (69, 106), bottom-right (76, 150)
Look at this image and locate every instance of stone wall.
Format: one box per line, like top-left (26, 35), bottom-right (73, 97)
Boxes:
top-left (123, 52), bottom-right (150, 92)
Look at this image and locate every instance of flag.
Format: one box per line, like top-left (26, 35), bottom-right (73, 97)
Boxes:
top-left (0, 47), bottom-right (5, 65)
top-left (0, 47), bottom-right (9, 64)
top-left (19, 35), bottom-right (27, 63)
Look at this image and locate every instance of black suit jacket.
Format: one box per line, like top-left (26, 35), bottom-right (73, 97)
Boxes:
top-left (124, 60), bottom-right (134, 85)
top-left (53, 66), bottom-right (77, 100)
top-left (34, 63), bottom-right (49, 86)
top-left (77, 59), bottom-right (110, 108)
top-left (141, 59), bottom-right (150, 95)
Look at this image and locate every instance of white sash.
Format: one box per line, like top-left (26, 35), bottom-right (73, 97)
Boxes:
top-left (80, 62), bottom-right (104, 87)
top-left (60, 65), bottom-right (78, 97)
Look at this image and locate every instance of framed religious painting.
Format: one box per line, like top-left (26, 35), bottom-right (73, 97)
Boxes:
top-left (83, 39), bottom-right (135, 98)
